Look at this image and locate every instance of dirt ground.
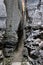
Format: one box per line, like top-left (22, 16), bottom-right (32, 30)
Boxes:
top-left (12, 38), bottom-right (24, 62)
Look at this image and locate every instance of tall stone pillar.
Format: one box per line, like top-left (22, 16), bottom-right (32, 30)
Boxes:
top-left (3, 0), bottom-right (21, 57)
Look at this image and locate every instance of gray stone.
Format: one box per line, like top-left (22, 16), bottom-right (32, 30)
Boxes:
top-left (32, 9), bottom-right (42, 27)
top-left (0, 0), bottom-right (7, 17)
top-left (4, 0), bottom-right (21, 44)
top-left (0, 19), bottom-right (6, 29)
top-left (23, 0), bottom-right (43, 64)
top-left (0, 0), bottom-right (7, 49)
top-left (0, 50), bottom-right (4, 60)
top-left (0, 0), bottom-right (7, 29)
top-left (18, 0), bottom-right (22, 13)
top-left (3, 48), bottom-right (14, 57)
top-left (23, 47), bottom-right (28, 57)
top-left (26, 0), bottom-right (39, 17)
top-left (0, 0), bottom-right (7, 48)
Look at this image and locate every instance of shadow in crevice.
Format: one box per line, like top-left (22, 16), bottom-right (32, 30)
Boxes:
top-left (16, 20), bottom-right (23, 51)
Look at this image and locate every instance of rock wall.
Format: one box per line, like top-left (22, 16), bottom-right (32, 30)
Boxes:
top-left (0, 0), bottom-right (21, 57)
top-left (23, 0), bottom-right (43, 65)
top-left (0, 0), bottom-right (7, 49)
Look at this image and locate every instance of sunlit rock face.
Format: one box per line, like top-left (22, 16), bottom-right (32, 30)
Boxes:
top-left (0, 0), bottom-right (7, 29)
top-left (26, 0), bottom-right (39, 17)
top-left (26, 0), bottom-right (43, 27)
top-left (32, 9), bottom-right (42, 27)
top-left (0, 0), bottom-right (7, 17)
top-left (0, 0), bottom-right (4, 3)
top-left (23, 0), bottom-right (43, 65)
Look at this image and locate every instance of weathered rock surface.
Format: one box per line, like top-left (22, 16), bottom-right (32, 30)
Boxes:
top-left (0, 0), bottom-right (7, 17)
top-left (3, 0), bottom-right (21, 53)
top-left (0, 0), bottom-right (7, 50)
top-left (23, 0), bottom-right (43, 65)
top-left (0, 0), bottom-right (7, 28)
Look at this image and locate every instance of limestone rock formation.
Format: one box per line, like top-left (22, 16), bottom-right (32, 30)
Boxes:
top-left (23, 0), bottom-right (43, 65)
